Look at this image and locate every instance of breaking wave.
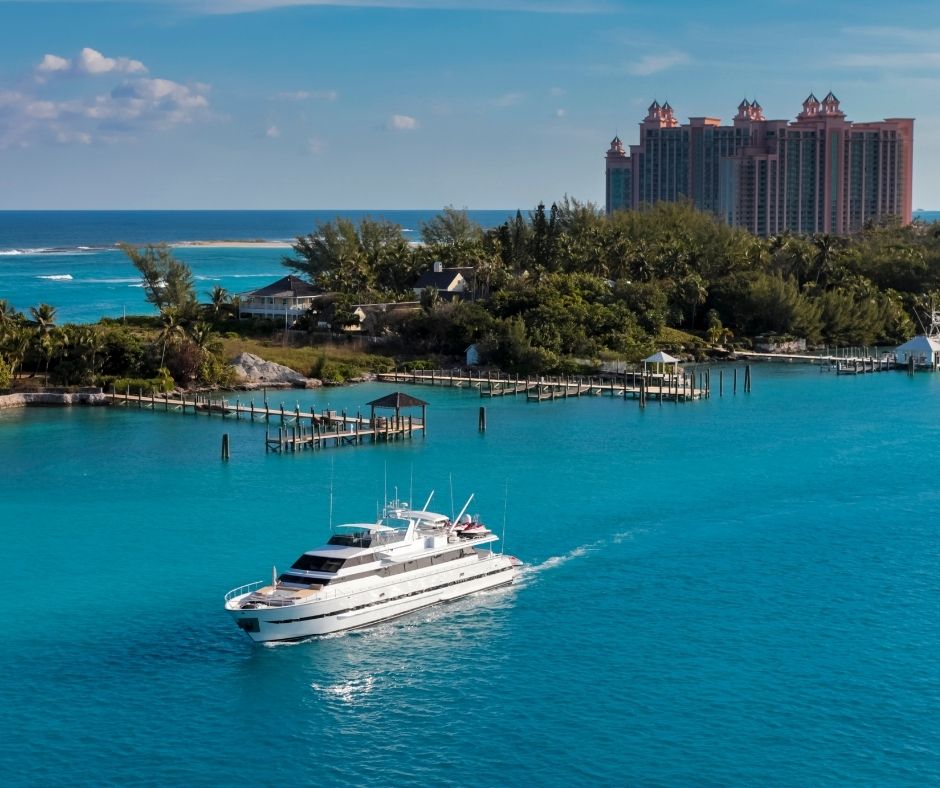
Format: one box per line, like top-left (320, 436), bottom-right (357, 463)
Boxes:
top-left (36, 274), bottom-right (73, 281)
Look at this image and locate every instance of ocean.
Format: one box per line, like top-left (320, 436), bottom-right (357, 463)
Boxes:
top-left (1, 211), bottom-right (940, 785)
top-left (1, 366), bottom-right (939, 785)
top-left (0, 210), bottom-right (517, 323)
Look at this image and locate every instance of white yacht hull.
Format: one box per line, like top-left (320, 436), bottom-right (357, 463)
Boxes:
top-left (226, 552), bottom-right (516, 642)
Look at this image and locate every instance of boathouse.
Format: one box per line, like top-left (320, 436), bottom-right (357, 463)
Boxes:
top-left (894, 334), bottom-right (940, 370)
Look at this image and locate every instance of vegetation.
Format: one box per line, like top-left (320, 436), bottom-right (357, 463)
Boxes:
top-left (3, 203), bottom-right (940, 387)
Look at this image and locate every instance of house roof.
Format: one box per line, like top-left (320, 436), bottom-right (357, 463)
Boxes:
top-left (643, 351), bottom-right (679, 364)
top-left (244, 275), bottom-right (319, 298)
top-left (413, 267), bottom-right (473, 290)
top-left (367, 392), bottom-right (429, 409)
top-left (895, 334), bottom-right (940, 354)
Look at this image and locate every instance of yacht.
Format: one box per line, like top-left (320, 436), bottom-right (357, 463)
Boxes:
top-left (224, 495), bottom-right (520, 642)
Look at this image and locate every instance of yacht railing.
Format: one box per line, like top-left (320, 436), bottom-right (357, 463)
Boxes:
top-left (224, 580), bottom-right (264, 602)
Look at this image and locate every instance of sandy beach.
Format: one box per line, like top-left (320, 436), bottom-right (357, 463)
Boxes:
top-left (172, 240), bottom-right (293, 249)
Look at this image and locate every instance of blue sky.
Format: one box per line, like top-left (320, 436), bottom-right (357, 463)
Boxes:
top-left (0, 0), bottom-right (938, 209)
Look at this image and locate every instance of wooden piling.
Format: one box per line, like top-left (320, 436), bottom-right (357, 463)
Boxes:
top-left (221, 433), bottom-right (230, 461)
top-left (733, 368), bottom-right (737, 394)
top-left (478, 406), bottom-right (487, 432)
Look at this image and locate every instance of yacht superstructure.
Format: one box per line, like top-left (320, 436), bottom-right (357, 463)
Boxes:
top-left (224, 496), bottom-right (520, 642)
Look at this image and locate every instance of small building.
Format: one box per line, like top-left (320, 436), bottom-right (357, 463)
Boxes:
top-left (412, 261), bottom-right (473, 300)
top-left (349, 301), bottom-right (420, 333)
top-left (465, 343), bottom-right (480, 366)
top-left (894, 334), bottom-right (940, 370)
top-left (238, 275), bottom-right (320, 324)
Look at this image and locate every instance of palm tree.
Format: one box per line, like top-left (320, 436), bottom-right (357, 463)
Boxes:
top-left (157, 307), bottom-right (185, 370)
top-left (28, 303), bottom-right (57, 380)
top-left (208, 285), bottom-right (230, 319)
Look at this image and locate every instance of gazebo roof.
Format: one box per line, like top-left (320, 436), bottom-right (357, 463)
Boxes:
top-left (367, 391), bottom-right (429, 409)
top-left (643, 351), bottom-right (679, 364)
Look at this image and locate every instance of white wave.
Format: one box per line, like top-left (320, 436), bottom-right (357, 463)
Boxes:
top-left (84, 277), bottom-right (140, 284)
top-left (36, 274), bottom-right (73, 281)
top-left (310, 674), bottom-right (376, 703)
top-left (520, 540), bottom-right (603, 579)
top-left (0, 249), bottom-right (23, 256)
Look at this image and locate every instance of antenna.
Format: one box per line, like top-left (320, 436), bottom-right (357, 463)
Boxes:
top-left (329, 458), bottom-right (335, 531)
top-left (449, 474), bottom-right (455, 522)
top-left (384, 462), bottom-right (388, 508)
top-left (501, 480), bottom-right (509, 554)
top-left (454, 493), bottom-right (474, 526)
top-left (421, 490), bottom-right (434, 511)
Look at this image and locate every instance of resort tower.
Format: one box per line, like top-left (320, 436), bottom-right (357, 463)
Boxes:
top-left (605, 94), bottom-right (914, 236)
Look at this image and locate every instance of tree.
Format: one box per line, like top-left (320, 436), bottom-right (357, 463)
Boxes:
top-left (120, 243), bottom-right (198, 318)
top-left (28, 303), bottom-right (57, 379)
top-left (208, 285), bottom-right (230, 319)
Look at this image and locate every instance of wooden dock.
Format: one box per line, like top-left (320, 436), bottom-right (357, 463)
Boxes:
top-left (734, 350), bottom-right (894, 373)
top-left (105, 388), bottom-right (425, 452)
top-left (376, 369), bottom-right (714, 403)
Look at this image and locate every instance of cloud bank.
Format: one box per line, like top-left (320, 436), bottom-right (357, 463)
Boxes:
top-left (0, 48), bottom-right (210, 148)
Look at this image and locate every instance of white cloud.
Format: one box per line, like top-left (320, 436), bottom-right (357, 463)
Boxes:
top-left (2, 54), bottom-right (211, 149)
top-left (388, 113), bottom-right (418, 130)
top-left (37, 54), bottom-right (70, 74)
top-left (77, 47), bottom-right (147, 76)
top-left (36, 47), bottom-right (148, 79)
top-left (554, 108), bottom-right (566, 118)
top-left (626, 50), bottom-right (690, 76)
top-left (307, 136), bottom-right (326, 153)
top-left (266, 124), bottom-right (281, 138)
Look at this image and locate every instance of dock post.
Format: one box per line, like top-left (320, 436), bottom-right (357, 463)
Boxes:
top-left (639, 378), bottom-right (646, 408)
top-left (733, 368), bottom-right (737, 394)
top-left (478, 406), bottom-right (487, 432)
top-left (221, 433), bottom-right (230, 461)
top-left (719, 370), bottom-right (723, 396)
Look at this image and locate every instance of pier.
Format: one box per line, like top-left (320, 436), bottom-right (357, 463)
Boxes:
top-left (376, 368), bottom-right (714, 403)
top-left (734, 349), bottom-right (894, 372)
top-left (105, 388), bottom-right (426, 452)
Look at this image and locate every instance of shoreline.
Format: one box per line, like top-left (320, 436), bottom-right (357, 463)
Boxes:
top-left (171, 240), bottom-right (293, 249)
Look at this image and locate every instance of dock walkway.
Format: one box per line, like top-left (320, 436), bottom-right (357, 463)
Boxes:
top-left (376, 369), bottom-right (713, 403)
top-left (105, 389), bottom-right (424, 452)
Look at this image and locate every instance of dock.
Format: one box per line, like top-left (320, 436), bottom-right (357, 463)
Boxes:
top-left (734, 350), bottom-right (894, 373)
top-left (105, 388), bottom-right (425, 452)
top-left (376, 368), bottom-right (715, 403)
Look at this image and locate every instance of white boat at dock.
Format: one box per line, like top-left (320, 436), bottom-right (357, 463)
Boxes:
top-left (224, 494), bottom-right (520, 642)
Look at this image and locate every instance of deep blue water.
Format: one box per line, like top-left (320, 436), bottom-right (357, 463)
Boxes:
top-left (1, 366), bottom-right (939, 785)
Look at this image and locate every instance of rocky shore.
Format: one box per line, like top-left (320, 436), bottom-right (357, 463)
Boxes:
top-left (230, 352), bottom-right (322, 390)
top-left (0, 390), bottom-right (110, 410)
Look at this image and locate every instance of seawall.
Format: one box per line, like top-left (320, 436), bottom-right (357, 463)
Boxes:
top-left (0, 390), bottom-right (109, 410)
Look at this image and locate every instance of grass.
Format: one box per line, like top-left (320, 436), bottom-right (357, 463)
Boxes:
top-left (221, 337), bottom-right (395, 380)
top-left (653, 326), bottom-right (707, 349)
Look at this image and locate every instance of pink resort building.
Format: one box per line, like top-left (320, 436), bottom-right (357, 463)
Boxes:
top-left (605, 93), bottom-right (914, 236)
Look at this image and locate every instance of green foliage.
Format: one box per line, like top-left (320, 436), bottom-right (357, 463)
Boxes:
top-left (120, 243), bottom-right (198, 318)
top-left (0, 356), bottom-right (11, 390)
top-left (100, 373), bottom-right (174, 394)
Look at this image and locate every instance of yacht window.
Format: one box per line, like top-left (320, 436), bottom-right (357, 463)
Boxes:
top-left (290, 555), bottom-right (347, 573)
top-left (278, 574), bottom-right (329, 587)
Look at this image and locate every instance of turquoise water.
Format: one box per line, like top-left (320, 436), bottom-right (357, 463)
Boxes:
top-left (1, 366), bottom-right (939, 785)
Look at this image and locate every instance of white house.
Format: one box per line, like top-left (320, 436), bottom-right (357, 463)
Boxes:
top-left (238, 275), bottom-right (319, 325)
top-left (894, 334), bottom-right (940, 369)
top-left (412, 262), bottom-right (473, 299)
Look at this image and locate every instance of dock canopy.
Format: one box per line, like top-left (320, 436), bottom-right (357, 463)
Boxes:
top-left (367, 391), bottom-right (428, 432)
top-left (643, 351), bottom-right (679, 364)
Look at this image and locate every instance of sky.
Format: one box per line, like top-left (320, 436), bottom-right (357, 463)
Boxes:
top-left (0, 0), bottom-right (939, 210)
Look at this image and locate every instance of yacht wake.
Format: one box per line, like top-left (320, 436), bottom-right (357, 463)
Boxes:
top-left (520, 540), bottom-right (603, 579)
